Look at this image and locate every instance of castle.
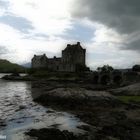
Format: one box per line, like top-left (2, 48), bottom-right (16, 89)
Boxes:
top-left (31, 42), bottom-right (87, 72)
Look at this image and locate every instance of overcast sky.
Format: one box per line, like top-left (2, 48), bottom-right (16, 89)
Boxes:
top-left (0, 0), bottom-right (140, 69)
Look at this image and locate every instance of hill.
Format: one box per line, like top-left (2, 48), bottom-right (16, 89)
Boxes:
top-left (22, 62), bottom-right (31, 68)
top-left (0, 59), bottom-right (26, 73)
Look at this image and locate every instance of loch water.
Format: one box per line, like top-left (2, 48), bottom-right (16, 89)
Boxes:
top-left (0, 74), bottom-right (85, 140)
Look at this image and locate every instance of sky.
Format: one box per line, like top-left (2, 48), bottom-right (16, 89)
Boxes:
top-left (0, 0), bottom-right (140, 69)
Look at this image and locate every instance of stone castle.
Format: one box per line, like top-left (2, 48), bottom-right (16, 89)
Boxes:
top-left (31, 42), bottom-right (86, 72)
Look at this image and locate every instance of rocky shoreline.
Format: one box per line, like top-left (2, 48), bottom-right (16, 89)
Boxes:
top-left (1, 73), bottom-right (33, 81)
top-left (26, 80), bottom-right (140, 140)
top-left (25, 128), bottom-right (87, 140)
top-left (1, 74), bottom-right (140, 140)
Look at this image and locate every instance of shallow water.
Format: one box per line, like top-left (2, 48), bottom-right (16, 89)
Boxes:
top-left (0, 74), bottom-right (85, 140)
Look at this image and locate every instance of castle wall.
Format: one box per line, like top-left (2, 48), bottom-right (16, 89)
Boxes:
top-left (31, 42), bottom-right (86, 72)
top-left (59, 64), bottom-right (76, 72)
top-left (32, 55), bottom-right (47, 68)
top-left (47, 57), bottom-right (62, 71)
top-left (62, 43), bottom-right (86, 67)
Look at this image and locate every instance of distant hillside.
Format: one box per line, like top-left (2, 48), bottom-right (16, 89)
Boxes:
top-left (22, 62), bottom-right (31, 68)
top-left (0, 59), bottom-right (26, 73)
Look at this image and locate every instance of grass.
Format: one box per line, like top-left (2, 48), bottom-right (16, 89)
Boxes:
top-left (118, 95), bottom-right (140, 103)
top-left (0, 59), bottom-right (25, 73)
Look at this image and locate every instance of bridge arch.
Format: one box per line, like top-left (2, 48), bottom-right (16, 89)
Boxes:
top-left (100, 74), bottom-right (111, 85)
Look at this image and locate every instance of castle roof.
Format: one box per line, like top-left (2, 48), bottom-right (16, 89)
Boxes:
top-left (33, 54), bottom-right (47, 60)
top-left (64, 42), bottom-right (84, 52)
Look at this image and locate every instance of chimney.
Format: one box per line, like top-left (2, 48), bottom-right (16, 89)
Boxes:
top-left (67, 44), bottom-right (71, 47)
top-left (77, 42), bottom-right (80, 46)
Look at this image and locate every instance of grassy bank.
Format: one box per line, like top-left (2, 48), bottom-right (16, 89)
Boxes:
top-left (118, 95), bottom-right (140, 103)
top-left (0, 59), bottom-right (26, 73)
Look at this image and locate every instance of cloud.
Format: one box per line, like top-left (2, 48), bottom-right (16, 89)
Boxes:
top-left (5, 0), bottom-right (72, 36)
top-left (86, 41), bottom-right (140, 70)
top-left (0, 22), bottom-right (69, 63)
top-left (0, 45), bottom-right (9, 55)
top-left (126, 40), bottom-right (140, 52)
top-left (0, 0), bottom-right (9, 8)
top-left (71, 0), bottom-right (140, 34)
top-left (0, 0), bottom-right (9, 16)
top-left (0, 14), bottom-right (34, 33)
top-left (71, 0), bottom-right (140, 53)
top-left (0, 0), bottom-right (73, 63)
top-left (0, 0), bottom-right (139, 68)
top-left (58, 20), bottom-right (95, 42)
top-left (25, 33), bottom-right (49, 41)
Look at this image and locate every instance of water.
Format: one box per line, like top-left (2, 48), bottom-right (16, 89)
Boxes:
top-left (0, 74), bottom-right (86, 140)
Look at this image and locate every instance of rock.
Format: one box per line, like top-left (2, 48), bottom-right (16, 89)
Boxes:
top-left (19, 105), bottom-right (26, 109)
top-left (97, 119), bottom-right (135, 140)
top-left (16, 120), bottom-right (24, 124)
top-left (46, 109), bottom-right (55, 113)
top-left (11, 72), bottom-right (20, 77)
top-left (29, 80), bottom-right (140, 140)
top-left (105, 136), bottom-right (120, 140)
top-left (110, 111), bottom-right (127, 120)
top-left (25, 128), bottom-right (88, 140)
top-left (77, 125), bottom-right (98, 134)
top-left (1, 74), bottom-right (32, 81)
top-left (110, 83), bottom-right (140, 96)
top-left (77, 125), bottom-right (91, 131)
top-left (33, 87), bottom-right (120, 109)
top-left (15, 105), bottom-right (26, 111)
top-left (0, 119), bottom-right (6, 127)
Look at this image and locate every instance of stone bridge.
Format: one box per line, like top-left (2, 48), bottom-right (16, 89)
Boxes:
top-left (92, 71), bottom-right (124, 85)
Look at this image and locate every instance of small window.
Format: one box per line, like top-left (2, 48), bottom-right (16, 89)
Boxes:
top-left (57, 66), bottom-right (59, 70)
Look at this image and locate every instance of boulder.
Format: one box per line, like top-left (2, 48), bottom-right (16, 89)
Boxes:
top-left (34, 87), bottom-right (120, 109)
top-left (110, 83), bottom-right (140, 96)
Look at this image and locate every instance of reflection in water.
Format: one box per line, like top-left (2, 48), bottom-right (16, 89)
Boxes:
top-left (0, 74), bottom-right (85, 140)
top-left (0, 78), bottom-right (31, 121)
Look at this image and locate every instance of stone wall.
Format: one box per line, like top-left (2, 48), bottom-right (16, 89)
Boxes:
top-left (47, 57), bottom-right (62, 71)
top-left (31, 42), bottom-right (86, 72)
top-left (92, 71), bottom-right (124, 85)
top-left (32, 54), bottom-right (47, 68)
top-left (92, 71), bottom-right (140, 85)
top-left (62, 42), bottom-right (86, 66)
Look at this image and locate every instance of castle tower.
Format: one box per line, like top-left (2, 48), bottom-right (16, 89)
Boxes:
top-left (62, 42), bottom-right (86, 66)
top-left (61, 42), bottom-right (86, 71)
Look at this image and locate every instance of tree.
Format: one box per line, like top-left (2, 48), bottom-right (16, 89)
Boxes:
top-left (132, 65), bottom-right (140, 72)
top-left (97, 65), bottom-right (113, 73)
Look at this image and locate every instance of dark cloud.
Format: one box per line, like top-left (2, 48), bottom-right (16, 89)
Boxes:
top-left (71, 0), bottom-right (140, 52)
top-left (0, 14), bottom-right (34, 33)
top-left (126, 40), bottom-right (140, 52)
top-left (71, 0), bottom-right (140, 34)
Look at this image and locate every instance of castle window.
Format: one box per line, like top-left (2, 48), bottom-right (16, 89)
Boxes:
top-left (57, 66), bottom-right (59, 70)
